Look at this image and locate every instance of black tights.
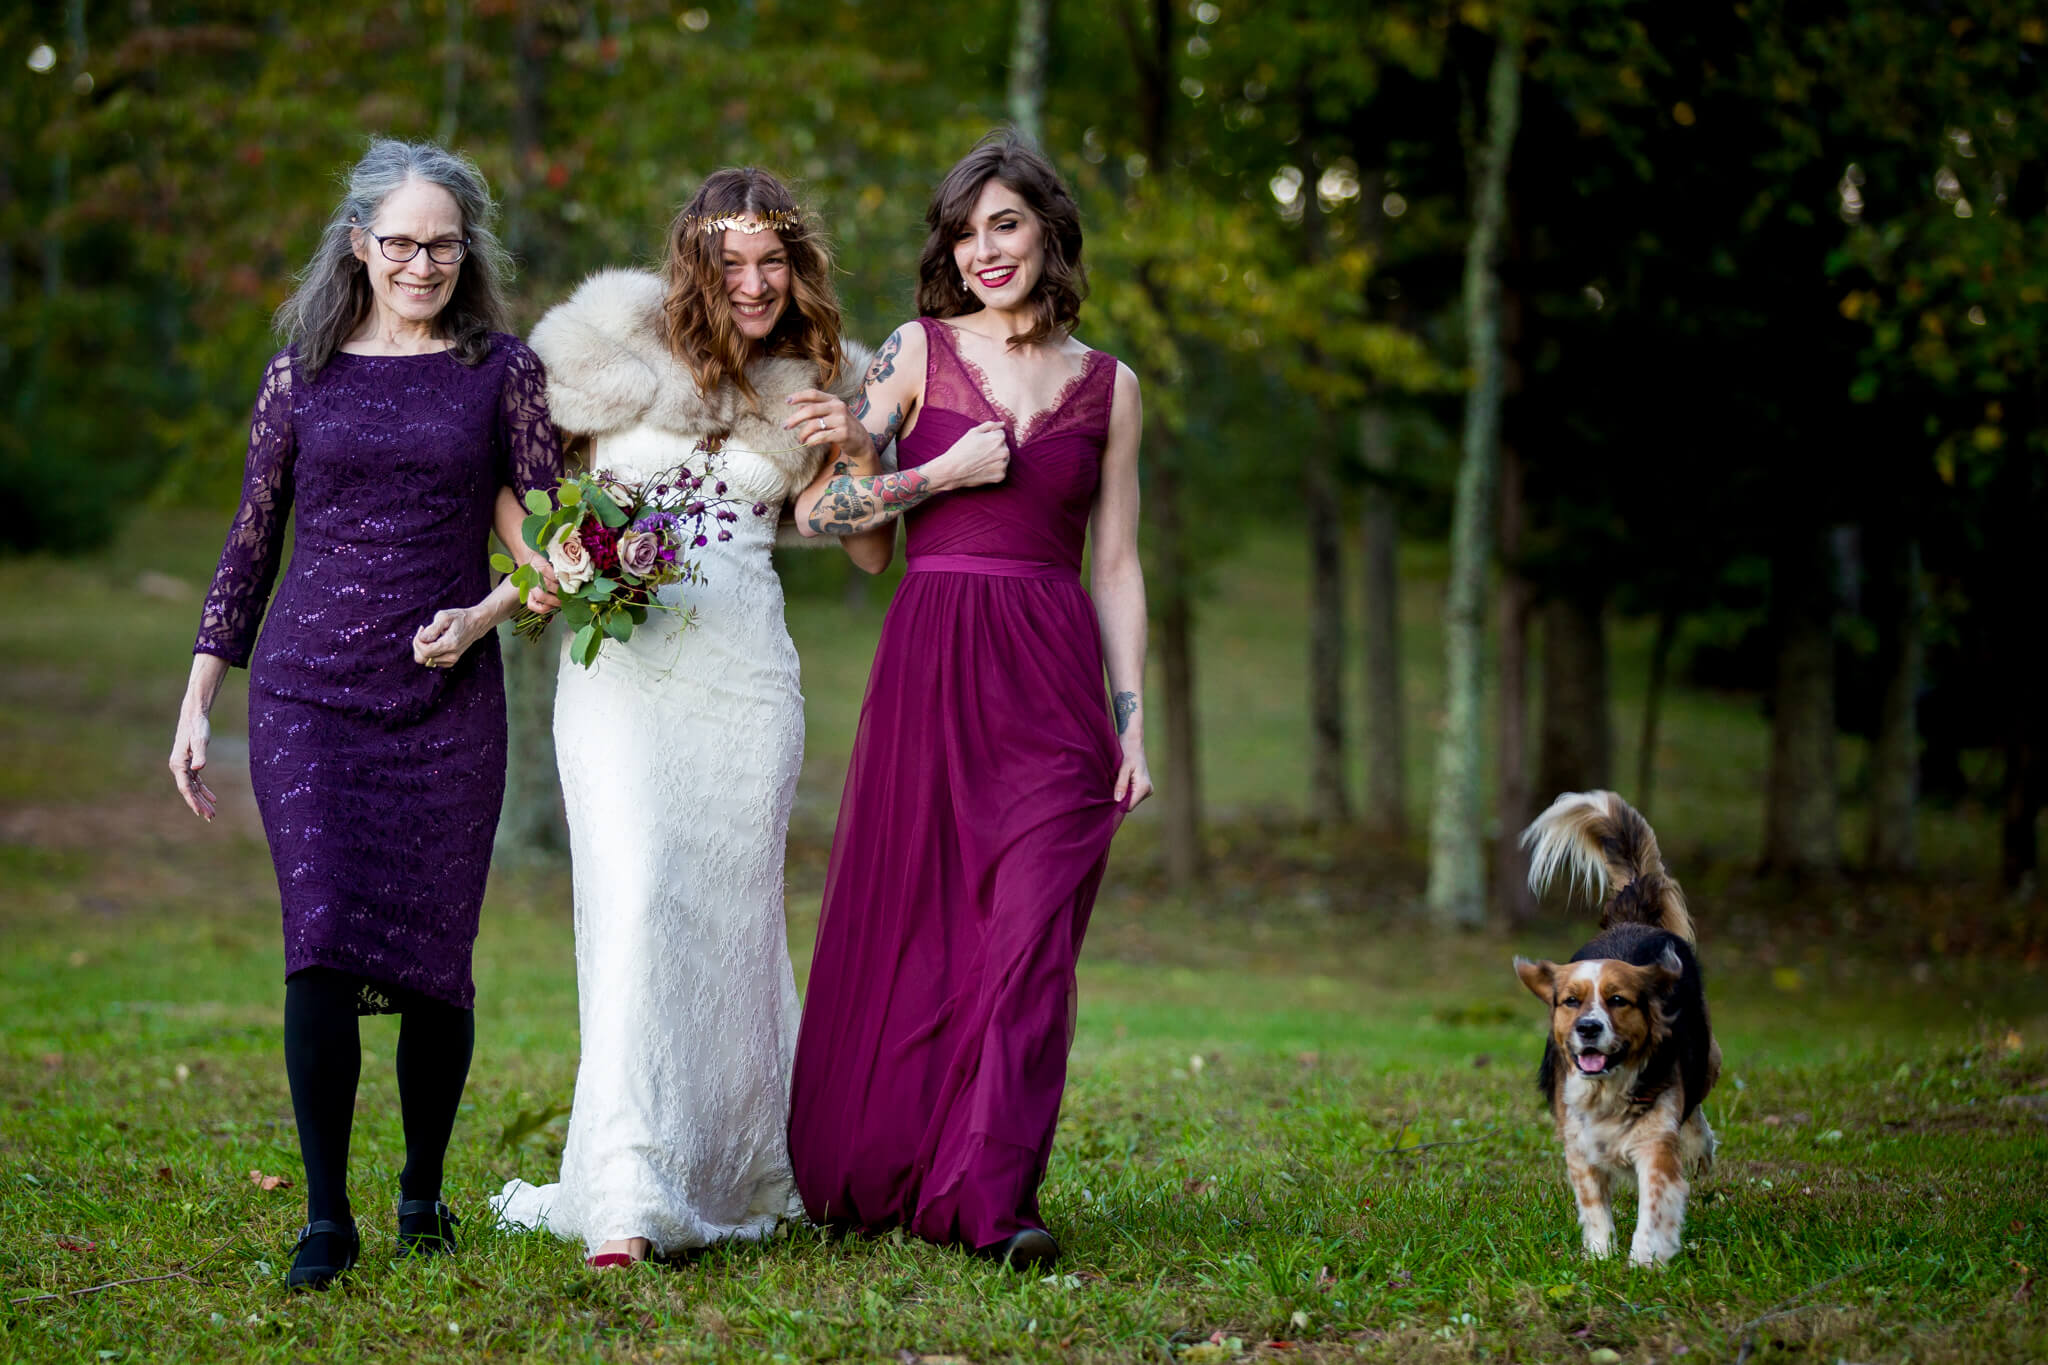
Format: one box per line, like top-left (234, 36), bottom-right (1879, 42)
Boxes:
top-left (283, 969), bottom-right (476, 1225)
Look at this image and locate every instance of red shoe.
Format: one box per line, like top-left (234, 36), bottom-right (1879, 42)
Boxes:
top-left (585, 1253), bottom-right (636, 1269)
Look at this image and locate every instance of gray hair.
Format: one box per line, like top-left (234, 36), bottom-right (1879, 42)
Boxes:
top-left (275, 138), bottom-right (515, 378)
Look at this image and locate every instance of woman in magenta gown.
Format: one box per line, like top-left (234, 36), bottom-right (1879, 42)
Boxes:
top-left (785, 133), bottom-right (1151, 1268)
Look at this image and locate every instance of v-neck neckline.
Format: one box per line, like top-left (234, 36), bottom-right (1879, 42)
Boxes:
top-left (936, 322), bottom-right (1102, 447)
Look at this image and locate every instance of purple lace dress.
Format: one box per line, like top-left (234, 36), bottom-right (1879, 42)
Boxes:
top-left (789, 319), bottom-right (1126, 1247)
top-left (193, 337), bottom-right (561, 1010)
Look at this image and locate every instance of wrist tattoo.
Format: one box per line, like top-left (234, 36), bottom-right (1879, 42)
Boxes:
top-left (1113, 691), bottom-right (1139, 735)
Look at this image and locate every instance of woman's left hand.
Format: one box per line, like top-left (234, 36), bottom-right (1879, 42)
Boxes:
top-left (414, 606), bottom-right (487, 670)
top-left (1113, 734), bottom-right (1154, 812)
top-left (784, 389), bottom-right (859, 450)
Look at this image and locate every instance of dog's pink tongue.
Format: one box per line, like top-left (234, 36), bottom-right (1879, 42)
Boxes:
top-left (1578, 1053), bottom-right (1607, 1073)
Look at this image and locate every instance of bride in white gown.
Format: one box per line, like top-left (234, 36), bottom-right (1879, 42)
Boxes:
top-left (491, 171), bottom-right (888, 1264)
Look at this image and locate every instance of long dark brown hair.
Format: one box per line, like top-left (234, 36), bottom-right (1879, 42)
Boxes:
top-left (661, 168), bottom-right (841, 407)
top-left (916, 131), bottom-right (1086, 348)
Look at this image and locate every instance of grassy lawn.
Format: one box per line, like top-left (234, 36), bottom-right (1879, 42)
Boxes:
top-left (3, 513), bottom-right (2044, 1362)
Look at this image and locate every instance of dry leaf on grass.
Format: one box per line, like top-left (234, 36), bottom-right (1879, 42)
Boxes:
top-left (247, 1170), bottom-right (292, 1191)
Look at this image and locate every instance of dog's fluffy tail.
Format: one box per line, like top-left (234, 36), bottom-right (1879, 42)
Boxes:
top-left (1519, 790), bottom-right (1695, 943)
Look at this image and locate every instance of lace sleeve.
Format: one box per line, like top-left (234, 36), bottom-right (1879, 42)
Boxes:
top-left (193, 351), bottom-right (297, 667)
top-left (497, 339), bottom-right (564, 498)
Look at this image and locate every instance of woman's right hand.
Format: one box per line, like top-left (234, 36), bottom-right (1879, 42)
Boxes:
top-left (930, 420), bottom-right (1010, 491)
top-left (524, 558), bottom-right (563, 614)
top-left (170, 703), bottom-right (218, 822)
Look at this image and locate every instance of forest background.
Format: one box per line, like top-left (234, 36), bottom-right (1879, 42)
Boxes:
top-left (5, 0), bottom-right (2047, 913)
top-left (4, 3), bottom-right (2048, 1362)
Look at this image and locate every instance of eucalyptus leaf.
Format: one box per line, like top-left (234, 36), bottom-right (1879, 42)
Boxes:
top-left (489, 552), bottom-right (515, 574)
top-left (589, 488), bottom-right (626, 527)
top-left (523, 488), bottom-right (553, 515)
top-left (571, 622), bottom-right (596, 663)
top-left (560, 482), bottom-right (583, 506)
top-left (603, 612), bottom-right (633, 641)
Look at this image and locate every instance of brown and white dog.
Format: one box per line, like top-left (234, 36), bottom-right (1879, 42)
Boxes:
top-left (1513, 791), bottom-right (1720, 1267)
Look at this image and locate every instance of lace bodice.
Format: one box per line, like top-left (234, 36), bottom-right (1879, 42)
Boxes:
top-left (195, 337), bottom-right (560, 668)
top-left (897, 318), bottom-right (1117, 572)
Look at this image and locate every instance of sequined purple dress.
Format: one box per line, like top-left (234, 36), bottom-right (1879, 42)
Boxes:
top-left (193, 338), bottom-right (561, 1010)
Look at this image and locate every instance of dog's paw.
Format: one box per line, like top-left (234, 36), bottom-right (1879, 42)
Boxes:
top-left (1581, 1231), bottom-right (1615, 1259)
top-left (1628, 1231), bottom-right (1679, 1267)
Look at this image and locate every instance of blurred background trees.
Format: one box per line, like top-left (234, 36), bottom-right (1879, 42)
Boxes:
top-left (3, 0), bottom-right (2041, 904)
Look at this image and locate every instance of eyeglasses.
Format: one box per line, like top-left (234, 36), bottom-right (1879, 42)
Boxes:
top-left (358, 226), bottom-right (469, 265)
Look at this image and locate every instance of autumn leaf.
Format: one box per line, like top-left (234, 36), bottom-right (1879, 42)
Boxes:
top-left (248, 1169), bottom-right (292, 1191)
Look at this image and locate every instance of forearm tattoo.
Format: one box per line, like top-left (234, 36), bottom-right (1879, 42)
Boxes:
top-left (856, 329), bottom-right (907, 462)
top-left (1113, 691), bottom-right (1139, 735)
top-left (808, 454), bottom-right (934, 535)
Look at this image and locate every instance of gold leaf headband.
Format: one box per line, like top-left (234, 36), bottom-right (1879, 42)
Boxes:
top-left (683, 209), bottom-right (799, 236)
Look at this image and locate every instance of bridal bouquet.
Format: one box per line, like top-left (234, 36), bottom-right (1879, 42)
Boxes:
top-left (494, 463), bottom-right (761, 668)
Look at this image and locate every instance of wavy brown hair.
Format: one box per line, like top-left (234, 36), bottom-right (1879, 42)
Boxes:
top-left (661, 168), bottom-right (841, 408)
top-left (916, 131), bottom-right (1086, 347)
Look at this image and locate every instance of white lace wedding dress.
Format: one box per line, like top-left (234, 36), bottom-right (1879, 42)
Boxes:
top-left (490, 267), bottom-right (865, 1257)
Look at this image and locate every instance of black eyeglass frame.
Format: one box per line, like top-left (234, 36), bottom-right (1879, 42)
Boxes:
top-left (355, 225), bottom-right (471, 266)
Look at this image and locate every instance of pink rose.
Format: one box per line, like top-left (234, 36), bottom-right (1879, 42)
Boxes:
top-left (616, 530), bottom-right (661, 580)
top-left (546, 526), bottom-right (596, 592)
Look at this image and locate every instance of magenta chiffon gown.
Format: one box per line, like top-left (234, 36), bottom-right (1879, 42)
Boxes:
top-left (788, 318), bottom-right (1126, 1248)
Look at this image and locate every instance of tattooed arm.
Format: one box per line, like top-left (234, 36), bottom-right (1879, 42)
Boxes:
top-left (793, 323), bottom-right (1011, 550)
top-left (1090, 362), bottom-right (1152, 811)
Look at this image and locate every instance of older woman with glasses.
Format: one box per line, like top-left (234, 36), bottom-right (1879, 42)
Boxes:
top-left (169, 138), bottom-right (562, 1290)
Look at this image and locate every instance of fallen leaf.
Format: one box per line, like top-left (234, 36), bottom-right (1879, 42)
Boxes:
top-left (1182, 1177), bottom-right (1216, 1198)
top-left (1589, 1350), bottom-right (1623, 1365)
top-left (248, 1169), bottom-right (293, 1192)
top-left (56, 1236), bottom-right (96, 1253)
top-left (156, 1167), bottom-right (173, 1183)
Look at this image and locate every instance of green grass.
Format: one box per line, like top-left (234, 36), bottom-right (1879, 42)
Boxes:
top-left (2, 513), bottom-right (2045, 1362)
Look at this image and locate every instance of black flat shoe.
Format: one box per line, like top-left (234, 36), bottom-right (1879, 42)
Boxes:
top-left (395, 1199), bottom-right (460, 1258)
top-left (287, 1218), bottom-right (359, 1290)
top-left (973, 1228), bottom-right (1058, 1270)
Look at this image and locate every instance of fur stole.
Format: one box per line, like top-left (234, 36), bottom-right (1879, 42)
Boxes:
top-left (529, 268), bottom-right (872, 502)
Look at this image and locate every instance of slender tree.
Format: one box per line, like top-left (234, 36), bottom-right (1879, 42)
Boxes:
top-left (1426, 15), bottom-right (1521, 929)
top-left (1008, 0), bottom-right (1052, 145)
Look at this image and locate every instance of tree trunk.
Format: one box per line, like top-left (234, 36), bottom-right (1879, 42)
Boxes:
top-left (437, 0), bottom-right (465, 146)
top-left (2001, 731), bottom-right (2040, 892)
top-left (1150, 445), bottom-right (1204, 887)
top-left (45, 0), bottom-right (88, 296)
top-left (1008, 0), bottom-right (1052, 145)
top-left (1635, 604), bottom-right (1679, 820)
top-left (1358, 406), bottom-right (1405, 840)
top-left (494, 632), bottom-right (568, 863)
top-left (1426, 21), bottom-right (1522, 930)
top-left (1865, 534), bottom-right (1920, 874)
top-left (1762, 530), bottom-right (1840, 879)
top-left (492, 0), bottom-right (566, 865)
top-left (1120, 0), bottom-right (1202, 888)
top-left (1494, 443), bottom-right (1536, 923)
top-left (1535, 590), bottom-right (1612, 802)
top-left (1304, 437), bottom-right (1350, 828)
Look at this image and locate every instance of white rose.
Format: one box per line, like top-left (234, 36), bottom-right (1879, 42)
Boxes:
top-left (546, 526), bottom-right (597, 593)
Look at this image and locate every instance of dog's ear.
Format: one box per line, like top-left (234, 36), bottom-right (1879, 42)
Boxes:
top-left (1649, 944), bottom-right (1684, 990)
top-left (1514, 956), bottom-right (1556, 1003)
